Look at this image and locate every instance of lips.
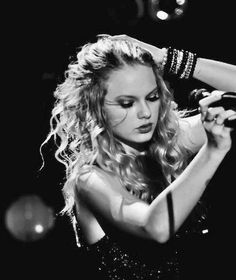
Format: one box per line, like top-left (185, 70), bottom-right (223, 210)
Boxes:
top-left (138, 123), bottom-right (152, 129)
top-left (137, 123), bottom-right (152, 133)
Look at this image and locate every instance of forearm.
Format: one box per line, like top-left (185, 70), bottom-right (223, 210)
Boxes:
top-left (145, 143), bottom-right (228, 242)
top-left (159, 47), bottom-right (236, 91)
top-left (193, 58), bottom-right (236, 91)
top-left (111, 35), bottom-right (236, 91)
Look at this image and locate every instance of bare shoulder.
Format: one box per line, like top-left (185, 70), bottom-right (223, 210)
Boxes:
top-left (178, 114), bottom-right (206, 152)
top-left (77, 165), bottom-right (139, 203)
top-left (77, 165), bottom-right (120, 193)
top-left (75, 165), bottom-right (149, 237)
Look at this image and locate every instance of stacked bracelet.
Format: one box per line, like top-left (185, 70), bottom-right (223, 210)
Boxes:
top-left (161, 47), bottom-right (197, 79)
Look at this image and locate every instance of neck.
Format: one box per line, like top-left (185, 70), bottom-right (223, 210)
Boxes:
top-left (118, 140), bottom-right (149, 156)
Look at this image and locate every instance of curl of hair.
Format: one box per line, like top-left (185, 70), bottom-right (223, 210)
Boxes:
top-left (40, 36), bottom-right (193, 220)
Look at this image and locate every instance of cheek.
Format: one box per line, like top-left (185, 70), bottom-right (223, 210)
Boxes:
top-left (105, 107), bottom-right (129, 127)
top-left (151, 102), bottom-right (161, 119)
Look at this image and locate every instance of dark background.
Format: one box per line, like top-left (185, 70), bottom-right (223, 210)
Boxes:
top-left (2, 1), bottom-right (235, 278)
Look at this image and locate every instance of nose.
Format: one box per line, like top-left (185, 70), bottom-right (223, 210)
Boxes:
top-left (137, 101), bottom-right (151, 119)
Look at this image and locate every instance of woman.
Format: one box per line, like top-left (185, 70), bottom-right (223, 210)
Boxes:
top-left (41, 34), bottom-right (236, 279)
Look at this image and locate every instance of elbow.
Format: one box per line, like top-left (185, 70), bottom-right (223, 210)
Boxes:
top-left (144, 221), bottom-right (171, 244)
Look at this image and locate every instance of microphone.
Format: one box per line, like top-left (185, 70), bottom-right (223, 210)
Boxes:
top-left (188, 89), bottom-right (236, 128)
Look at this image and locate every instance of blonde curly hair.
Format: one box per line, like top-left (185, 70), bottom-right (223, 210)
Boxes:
top-left (41, 36), bottom-right (192, 219)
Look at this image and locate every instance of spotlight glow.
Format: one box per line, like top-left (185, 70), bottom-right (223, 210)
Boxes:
top-left (148, 0), bottom-right (188, 21)
top-left (5, 195), bottom-right (55, 242)
top-left (156, 11), bottom-right (169, 20)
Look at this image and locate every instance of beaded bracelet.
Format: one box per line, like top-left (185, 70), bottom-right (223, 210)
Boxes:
top-left (162, 47), bottom-right (197, 79)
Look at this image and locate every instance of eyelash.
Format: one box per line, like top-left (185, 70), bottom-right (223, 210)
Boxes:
top-left (118, 94), bottom-right (160, 108)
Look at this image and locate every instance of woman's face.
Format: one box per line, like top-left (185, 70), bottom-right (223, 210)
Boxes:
top-left (104, 64), bottom-right (161, 152)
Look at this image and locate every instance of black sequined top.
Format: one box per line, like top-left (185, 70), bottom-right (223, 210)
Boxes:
top-left (72, 157), bottom-right (210, 279)
top-left (73, 202), bottom-right (209, 280)
top-left (75, 226), bottom-right (179, 279)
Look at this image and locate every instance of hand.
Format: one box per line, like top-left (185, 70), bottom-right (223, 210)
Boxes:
top-left (110, 34), bottom-right (166, 66)
top-left (199, 90), bottom-right (236, 152)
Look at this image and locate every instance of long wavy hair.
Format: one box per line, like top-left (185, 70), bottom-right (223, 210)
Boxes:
top-left (41, 35), bottom-right (193, 219)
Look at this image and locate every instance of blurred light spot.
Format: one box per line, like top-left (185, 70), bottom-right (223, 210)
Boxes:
top-left (175, 8), bottom-right (184, 16)
top-left (176, 0), bottom-right (186, 5)
top-left (35, 224), bottom-right (44, 233)
top-left (5, 195), bottom-right (55, 242)
top-left (148, 0), bottom-right (188, 22)
top-left (156, 10), bottom-right (169, 20)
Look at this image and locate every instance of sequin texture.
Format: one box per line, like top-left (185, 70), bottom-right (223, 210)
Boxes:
top-left (85, 234), bottom-right (180, 280)
top-left (72, 201), bottom-right (209, 280)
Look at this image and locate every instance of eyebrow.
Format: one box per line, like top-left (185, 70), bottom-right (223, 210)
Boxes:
top-left (116, 86), bottom-right (158, 99)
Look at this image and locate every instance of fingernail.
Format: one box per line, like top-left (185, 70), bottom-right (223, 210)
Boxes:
top-left (228, 115), bottom-right (236, 120)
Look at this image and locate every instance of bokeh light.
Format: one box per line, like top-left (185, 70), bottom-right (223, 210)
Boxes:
top-left (5, 195), bottom-right (55, 242)
top-left (148, 0), bottom-right (188, 21)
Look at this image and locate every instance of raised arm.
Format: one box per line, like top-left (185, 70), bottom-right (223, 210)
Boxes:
top-left (193, 58), bottom-right (236, 91)
top-left (110, 34), bottom-right (236, 91)
top-left (78, 92), bottom-right (235, 243)
top-left (148, 91), bottom-right (235, 242)
top-left (110, 34), bottom-right (235, 151)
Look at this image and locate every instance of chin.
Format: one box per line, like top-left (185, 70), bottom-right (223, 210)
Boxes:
top-left (116, 134), bottom-right (152, 149)
top-left (133, 134), bottom-right (153, 143)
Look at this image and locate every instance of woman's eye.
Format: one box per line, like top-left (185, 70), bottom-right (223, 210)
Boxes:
top-left (148, 94), bottom-right (159, 102)
top-left (118, 100), bottom-right (134, 108)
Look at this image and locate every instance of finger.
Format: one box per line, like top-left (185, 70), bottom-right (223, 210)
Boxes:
top-left (98, 34), bottom-right (131, 41)
top-left (228, 114), bottom-right (236, 121)
top-left (199, 90), bottom-right (224, 112)
top-left (202, 107), bottom-right (224, 122)
top-left (212, 122), bottom-right (233, 136)
top-left (215, 109), bottom-right (236, 125)
top-left (110, 34), bottom-right (130, 40)
top-left (97, 34), bottom-right (112, 38)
